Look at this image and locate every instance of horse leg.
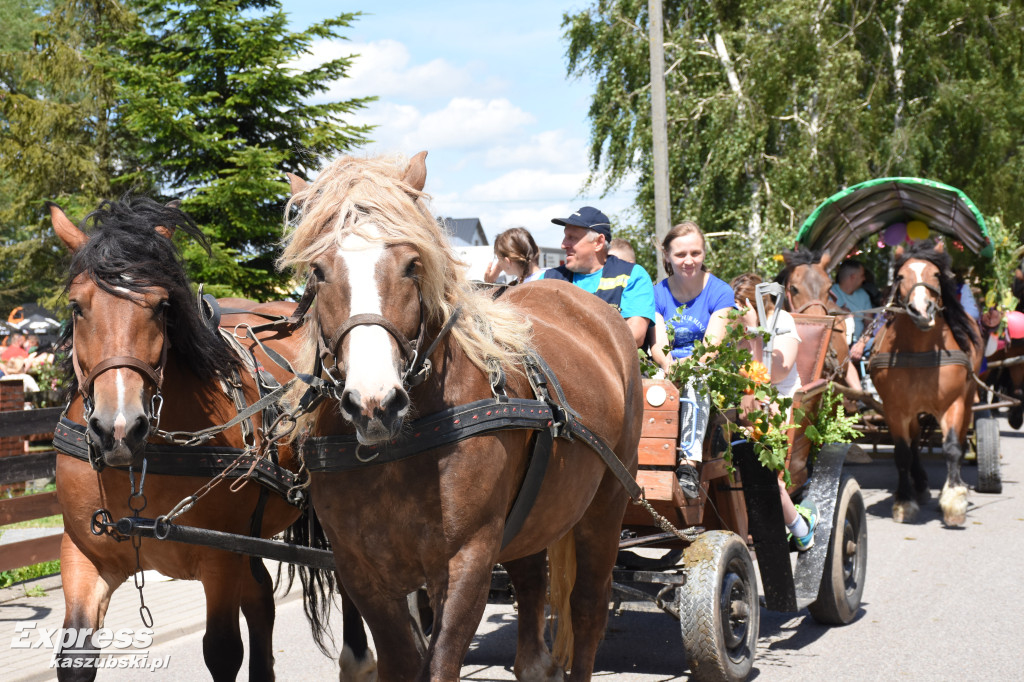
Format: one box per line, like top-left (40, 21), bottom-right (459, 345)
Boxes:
top-left (504, 551), bottom-right (562, 682)
top-left (55, 535), bottom-right (121, 682)
top-left (564, 494), bottom-right (626, 681)
top-left (239, 559), bottom-right (276, 682)
top-left (909, 424), bottom-right (930, 506)
top-left (339, 584), bottom-right (378, 682)
top-left (201, 566), bottom-right (245, 681)
top-left (938, 402), bottom-right (972, 527)
top-left (891, 436), bottom-right (921, 524)
top-left (422, 543), bottom-right (498, 681)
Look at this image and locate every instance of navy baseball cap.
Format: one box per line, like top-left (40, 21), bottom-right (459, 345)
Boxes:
top-left (551, 206), bottom-right (612, 241)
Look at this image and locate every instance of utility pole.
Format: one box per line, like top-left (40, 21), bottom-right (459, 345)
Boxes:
top-left (649, 0), bottom-right (670, 280)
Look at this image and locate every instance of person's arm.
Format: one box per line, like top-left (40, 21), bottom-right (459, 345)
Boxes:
top-left (651, 313), bottom-right (673, 372)
top-left (625, 317), bottom-right (649, 348)
top-left (770, 333), bottom-right (799, 384)
top-left (703, 308), bottom-right (732, 347)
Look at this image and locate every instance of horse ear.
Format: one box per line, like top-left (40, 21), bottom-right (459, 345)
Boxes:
top-left (819, 250), bottom-right (832, 270)
top-left (286, 172), bottom-right (308, 196)
top-left (934, 239), bottom-right (946, 253)
top-left (155, 200), bottom-right (181, 240)
top-left (47, 202), bottom-right (87, 252)
top-left (402, 151), bottom-right (428, 192)
top-left (894, 245), bottom-right (905, 260)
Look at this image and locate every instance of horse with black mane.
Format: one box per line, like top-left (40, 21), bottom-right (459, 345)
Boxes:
top-left (48, 197), bottom-right (375, 681)
top-left (868, 240), bottom-right (982, 526)
top-left (279, 152), bottom-right (643, 681)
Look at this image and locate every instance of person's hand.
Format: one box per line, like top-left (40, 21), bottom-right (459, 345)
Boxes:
top-left (483, 258), bottom-right (502, 283)
top-left (850, 336), bottom-right (867, 362)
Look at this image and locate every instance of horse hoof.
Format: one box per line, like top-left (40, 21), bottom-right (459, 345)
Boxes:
top-left (1009, 405), bottom-right (1023, 430)
top-left (940, 484), bottom-right (969, 528)
top-left (892, 500), bottom-right (919, 523)
top-left (340, 645), bottom-right (378, 682)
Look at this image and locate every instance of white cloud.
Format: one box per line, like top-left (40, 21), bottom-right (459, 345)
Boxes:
top-left (463, 168), bottom-right (586, 202)
top-left (291, 38), bottom-right (473, 101)
top-left (483, 130), bottom-right (589, 170)
top-left (355, 98), bottom-right (535, 154)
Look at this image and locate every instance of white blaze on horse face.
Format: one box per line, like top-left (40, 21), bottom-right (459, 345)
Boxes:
top-left (336, 229), bottom-right (406, 413)
top-left (114, 369), bottom-right (128, 440)
top-left (907, 262), bottom-right (933, 320)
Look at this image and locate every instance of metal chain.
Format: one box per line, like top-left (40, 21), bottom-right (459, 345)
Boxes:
top-left (632, 496), bottom-right (704, 541)
top-left (127, 460), bottom-right (154, 627)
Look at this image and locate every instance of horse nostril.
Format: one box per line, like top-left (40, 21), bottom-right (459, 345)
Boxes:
top-left (340, 388), bottom-right (363, 417)
top-left (88, 417), bottom-right (112, 447)
top-left (128, 415), bottom-right (150, 445)
top-left (381, 387), bottom-right (410, 417)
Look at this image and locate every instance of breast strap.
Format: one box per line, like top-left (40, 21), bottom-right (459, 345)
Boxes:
top-left (53, 418), bottom-right (302, 504)
top-left (868, 349), bottom-right (972, 372)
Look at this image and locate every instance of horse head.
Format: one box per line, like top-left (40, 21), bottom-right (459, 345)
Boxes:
top-left (779, 247), bottom-right (835, 314)
top-left (50, 203), bottom-right (174, 467)
top-left (895, 257), bottom-right (944, 331)
top-left (50, 197), bottom-right (222, 468)
top-left (285, 153), bottom-right (431, 445)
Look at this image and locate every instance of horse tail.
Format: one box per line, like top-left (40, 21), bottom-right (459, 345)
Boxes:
top-left (276, 500), bottom-right (338, 656)
top-left (548, 529), bottom-right (577, 670)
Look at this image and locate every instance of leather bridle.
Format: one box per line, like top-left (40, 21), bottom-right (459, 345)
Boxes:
top-left (71, 316), bottom-right (168, 434)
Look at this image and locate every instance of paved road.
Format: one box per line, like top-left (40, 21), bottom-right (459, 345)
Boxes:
top-left (4, 416), bottom-right (1023, 680)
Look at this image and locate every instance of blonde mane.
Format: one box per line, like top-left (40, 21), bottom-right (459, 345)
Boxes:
top-left (278, 154), bottom-right (533, 390)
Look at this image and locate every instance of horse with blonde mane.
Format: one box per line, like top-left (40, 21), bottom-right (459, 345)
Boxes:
top-left (279, 152), bottom-right (643, 680)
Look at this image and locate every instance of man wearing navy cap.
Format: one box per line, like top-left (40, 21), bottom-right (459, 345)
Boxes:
top-left (544, 206), bottom-right (656, 347)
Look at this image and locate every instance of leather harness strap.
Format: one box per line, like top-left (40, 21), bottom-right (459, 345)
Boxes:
top-left (54, 418), bottom-right (302, 502)
top-left (868, 348), bottom-right (973, 372)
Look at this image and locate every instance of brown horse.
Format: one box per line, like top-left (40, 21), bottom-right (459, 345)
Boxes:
top-left (279, 153), bottom-right (643, 681)
top-left (49, 198), bottom-right (375, 681)
top-left (868, 241), bottom-right (982, 526)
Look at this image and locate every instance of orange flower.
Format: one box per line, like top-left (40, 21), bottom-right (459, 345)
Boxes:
top-left (740, 361), bottom-right (770, 392)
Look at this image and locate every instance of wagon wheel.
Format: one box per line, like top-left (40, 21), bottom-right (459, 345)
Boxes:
top-left (678, 531), bottom-right (758, 682)
top-left (974, 416), bottom-right (1002, 494)
top-left (808, 476), bottom-right (867, 625)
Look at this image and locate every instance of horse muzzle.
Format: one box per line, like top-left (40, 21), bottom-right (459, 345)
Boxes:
top-left (907, 302), bottom-right (938, 331)
top-left (339, 386), bottom-right (410, 445)
top-left (87, 410), bottom-right (150, 467)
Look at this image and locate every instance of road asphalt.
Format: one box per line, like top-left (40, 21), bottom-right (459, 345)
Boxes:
top-left (3, 414), bottom-right (1023, 680)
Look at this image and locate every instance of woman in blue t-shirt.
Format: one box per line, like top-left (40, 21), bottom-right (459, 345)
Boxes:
top-left (651, 221), bottom-right (736, 498)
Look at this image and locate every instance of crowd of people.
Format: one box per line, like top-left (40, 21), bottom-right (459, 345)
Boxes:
top-left (479, 207), bottom-right (835, 550)
top-left (0, 333), bottom-right (57, 393)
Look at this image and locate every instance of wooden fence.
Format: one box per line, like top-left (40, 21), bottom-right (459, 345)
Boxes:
top-left (0, 377), bottom-right (62, 573)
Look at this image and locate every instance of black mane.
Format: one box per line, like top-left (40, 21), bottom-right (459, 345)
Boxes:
top-left (60, 195), bottom-right (240, 395)
top-left (892, 239), bottom-right (980, 353)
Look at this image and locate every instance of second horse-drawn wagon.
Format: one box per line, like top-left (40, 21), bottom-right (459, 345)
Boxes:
top-left (793, 176), bottom-right (1011, 502)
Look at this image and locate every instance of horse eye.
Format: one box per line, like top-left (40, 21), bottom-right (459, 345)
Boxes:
top-left (310, 264), bottom-right (325, 282)
top-left (69, 301), bottom-right (83, 318)
top-left (789, 285), bottom-right (799, 295)
top-left (404, 259), bottom-right (420, 279)
top-left (157, 300), bottom-right (170, 315)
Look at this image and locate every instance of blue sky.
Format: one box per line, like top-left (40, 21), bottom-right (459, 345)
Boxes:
top-left (281, 1), bottom-right (637, 249)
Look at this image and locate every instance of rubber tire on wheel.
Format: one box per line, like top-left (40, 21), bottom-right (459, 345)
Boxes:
top-left (678, 531), bottom-right (758, 682)
top-left (808, 476), bottom-right (867, 625)
top-left (974, 416), bottom-right (1002, 494)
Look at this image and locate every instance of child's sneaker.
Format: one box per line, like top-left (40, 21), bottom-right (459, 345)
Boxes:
top-left (791, 499), bottom-right (818, 551)
top-left (675, 463), bottom-right (701, 500)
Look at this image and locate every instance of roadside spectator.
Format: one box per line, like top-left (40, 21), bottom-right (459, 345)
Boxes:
top-left (1, 334), bottom-right (29, 362)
